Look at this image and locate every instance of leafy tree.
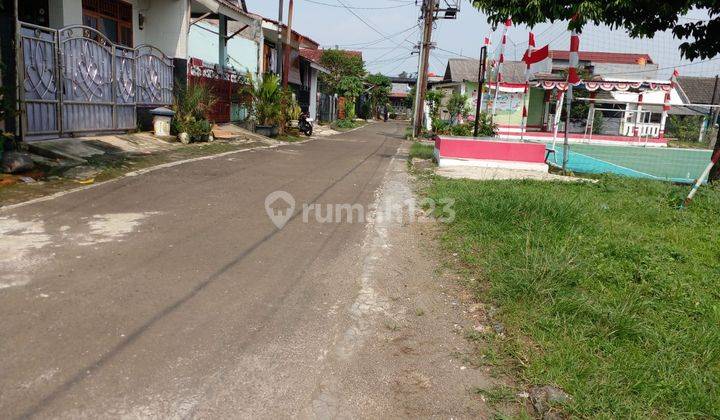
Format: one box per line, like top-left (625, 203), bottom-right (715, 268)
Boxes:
top-left (337, 75), bottom-right (363, 120)
top-left (470, 0), bottom-right (719, 60)
top-left (667, 115), bottom-right (703, 143)
top-left (366, 73), bottom-right (392, 119)
top-left (319, 50), bottom-right (365, 95)
top-left (405, 86), bottom-right (416, 109)
top-left (425, 90), bottom-right (444, 121)
top-left (446, 93), bottom-right (471, 124)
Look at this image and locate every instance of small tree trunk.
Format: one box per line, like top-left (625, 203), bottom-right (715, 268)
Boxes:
top-left (709, 125), bottom-right (720, 181)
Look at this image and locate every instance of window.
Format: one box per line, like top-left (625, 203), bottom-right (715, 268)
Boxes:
top-left (82, 0), bottom-right (133, 47)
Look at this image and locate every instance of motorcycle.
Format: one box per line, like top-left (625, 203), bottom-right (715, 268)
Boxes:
top-left (298, 113), bottom-right (313, 137)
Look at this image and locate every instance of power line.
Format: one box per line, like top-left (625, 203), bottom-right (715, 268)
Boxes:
top-left (334, 0), bottom-right (413, 50)
top-left (364, 28), bottom-right (419, 64)
top-left (304, 0), bottom-right (414, 9)
top-left (323, 24), bottom-right (418, 48)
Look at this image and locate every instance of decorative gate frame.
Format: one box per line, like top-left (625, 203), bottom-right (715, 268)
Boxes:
top-left (17, 22), bottom-right (174, 141)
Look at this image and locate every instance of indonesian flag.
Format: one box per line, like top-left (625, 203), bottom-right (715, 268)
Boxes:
top-left (522, 44), bottom-right (551, 76)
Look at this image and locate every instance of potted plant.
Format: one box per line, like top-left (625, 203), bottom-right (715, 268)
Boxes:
top-left (172, 82), bottom-right (217, 143)
top-left (242, 73), bottom-right (282, 137)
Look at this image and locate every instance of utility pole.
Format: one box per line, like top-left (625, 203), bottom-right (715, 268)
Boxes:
top-left (412, 0), bottom-right (436, 138)
top-left (276, 0), bottom-right (284, 77)
top-left (282, 0), bottom-right (295, 87)
top-left (473, 46), bottom-right (487, 137)
top-left (410, 0), bottom-right (459, 138)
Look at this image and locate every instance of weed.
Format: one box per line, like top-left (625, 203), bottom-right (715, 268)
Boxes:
top-left (474, 385), bottom-right (518, 406)
top-left (409, 142), bottom-right (434, 160)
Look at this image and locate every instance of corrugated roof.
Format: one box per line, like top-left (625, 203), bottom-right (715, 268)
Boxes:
top-left (549, 50), bottom-right (653, 65)
top-left (676, 76), bottom-right (720, 105)
top-left (443, 58), bottom-right (526, 84)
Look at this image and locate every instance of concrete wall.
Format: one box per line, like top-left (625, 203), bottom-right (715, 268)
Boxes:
top-left (141, 0), bottom-right (189, 58)
top-left (309, 68), bottom-right (318, 120)
top-left (48, 0), bottom-right (82, 28)
top-left (188, 20), bottom-right (259, 75)
top-left (47, 0), bottom-right (186, 58)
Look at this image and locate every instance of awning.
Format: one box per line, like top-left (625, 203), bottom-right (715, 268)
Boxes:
top-left (193, 0), bottom-right (257, 25)
top-left (308, 61), bottom-right (329, 74)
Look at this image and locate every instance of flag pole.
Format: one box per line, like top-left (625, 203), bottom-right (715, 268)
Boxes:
top-left (562, 27), bottom-right (581, 174)
top-left (491, 19), bottom-right (511, 120)
top-left (520, 31), bottom-right (535, 142)
top-left (474, 45), bottom-right (488, 137)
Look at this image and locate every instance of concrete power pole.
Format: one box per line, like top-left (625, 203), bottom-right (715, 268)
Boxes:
top-left (282, 0), bottom-right (295, 87)
top-left (277, 0), bottom-right (284, 77)
top-left (412, 0), bottom-right (436, 138)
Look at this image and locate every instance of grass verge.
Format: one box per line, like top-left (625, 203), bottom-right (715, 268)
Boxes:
top-left (426, 175), bottom-right (720, 417)
top-left (409, 142), bottom-right (435, 160)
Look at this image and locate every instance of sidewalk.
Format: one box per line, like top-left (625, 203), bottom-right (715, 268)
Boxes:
top-left (1, 124), bottom-right (280, 207)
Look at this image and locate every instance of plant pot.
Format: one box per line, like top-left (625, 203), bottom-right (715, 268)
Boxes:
top-left (178, 132), bottom-right (190, 144)
top-left (255, 125), bottom-right (279, 138)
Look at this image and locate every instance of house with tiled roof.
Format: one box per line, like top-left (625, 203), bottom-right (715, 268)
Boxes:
top-left (548, 50), bottom-right (659, 79)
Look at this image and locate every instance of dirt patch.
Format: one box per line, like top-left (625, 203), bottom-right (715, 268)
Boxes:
top-left (437, 166), bottom-right (596, 182)
top-left (307, 142), bottom-right (514, 417)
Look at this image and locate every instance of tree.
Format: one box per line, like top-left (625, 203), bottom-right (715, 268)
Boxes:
top-left (337, 75), bottom-right (363, 120)
top-left (470, 0), bottom-right (720, 60)
top-left (366, 73), bottom-right (392, 119)
top-left (405, 86), bottom-right (416, 109)
top-left (446, 93), bottom-right (471, 124)
top-left (425, 90), bottom-right (444, 121)
top-left (319, 50), bottom-right (365, 95)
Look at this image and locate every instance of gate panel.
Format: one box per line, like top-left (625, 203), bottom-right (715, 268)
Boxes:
top-left (115, 46), bottom-right (137, 130)
top-left (18, 23), bottom-right (60, 139)
top-left (59, 26), bottom-right (114, 133)
top-left (136, 45), bottom-right (174, 107)
top-left (17, 24), bottom-right (174, 140)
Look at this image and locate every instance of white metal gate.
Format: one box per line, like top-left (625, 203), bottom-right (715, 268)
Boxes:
top-left (17, 23), bottom-right (174, 141)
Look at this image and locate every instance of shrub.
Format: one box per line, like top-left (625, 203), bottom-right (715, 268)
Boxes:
top-left (450, 122), bottom-right (473, 136)
top-left (472, 112), bottom-right (497, 137)
top-left (667, 115), bottom-right (703, 143)
top-left (186, 119), bottom-right (212, 139)
top-left (446, 92), bottom-right (471, 124)
top-left (172, 81), bottom-right (217, 140)
top-left (432, 118), bottom-right (451, 134)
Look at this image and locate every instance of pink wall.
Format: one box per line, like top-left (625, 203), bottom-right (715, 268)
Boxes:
top-left (435, 136), bottom-right (546, 163)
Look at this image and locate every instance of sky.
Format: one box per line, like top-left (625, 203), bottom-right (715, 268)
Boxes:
top-left (245, 1), bottom-right (720, 79)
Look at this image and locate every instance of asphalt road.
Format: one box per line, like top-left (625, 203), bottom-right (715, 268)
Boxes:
top-left (0, 121), bottom-right (408, 416)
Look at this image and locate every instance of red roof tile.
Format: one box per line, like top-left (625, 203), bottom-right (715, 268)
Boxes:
top-left (549, 50), bottom-right (653, 65)
top-left (299, 48), bottom-right (363, 64)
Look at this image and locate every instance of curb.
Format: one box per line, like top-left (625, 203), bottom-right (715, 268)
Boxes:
top-left (0, 137), bottom-right (316, 213)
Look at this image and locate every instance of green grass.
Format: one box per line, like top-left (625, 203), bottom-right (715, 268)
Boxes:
top-left (409, 142), bottom-right (435, 160)
top-left (331, 119), bottom-right (364, 131)
top-left (426, 175), bottom-right (720, 418)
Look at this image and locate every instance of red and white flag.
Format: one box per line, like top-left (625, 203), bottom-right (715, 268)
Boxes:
top-left (522, 44), bottom-right (551, 76)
